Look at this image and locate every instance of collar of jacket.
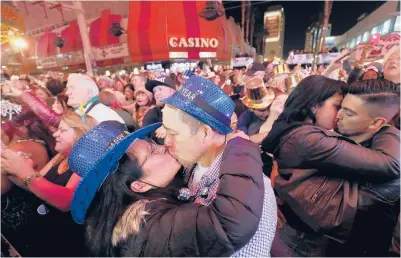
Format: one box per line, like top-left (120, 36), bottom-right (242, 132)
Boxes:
top-left (261, 120), bottom-right (363, 154)
top-left (73, 96), bottom-right (99, 111)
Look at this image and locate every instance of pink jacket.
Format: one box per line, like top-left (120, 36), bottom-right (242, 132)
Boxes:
top-left (20, 92), bottom-right (61, 133)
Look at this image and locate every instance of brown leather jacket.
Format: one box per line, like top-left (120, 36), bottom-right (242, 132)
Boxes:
top-left (262, 121), bottom-right (400, 255)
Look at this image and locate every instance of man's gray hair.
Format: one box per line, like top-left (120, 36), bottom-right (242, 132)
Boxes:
top-left (176, 108), bottom-right (202, 135)
top-left (67, 73), bottom-right (99, 96)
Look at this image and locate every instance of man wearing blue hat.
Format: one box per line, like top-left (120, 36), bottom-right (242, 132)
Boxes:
top-left (161, 74), bottom-right (277, 256)
top-left (142, 76), bottom-right (176, 144)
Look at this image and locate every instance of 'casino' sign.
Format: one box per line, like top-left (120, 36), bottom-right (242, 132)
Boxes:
top-left (169, 37), bottom-right (219, 48)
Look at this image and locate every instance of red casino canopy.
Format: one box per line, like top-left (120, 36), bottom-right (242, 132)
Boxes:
top-left (128, 0), bottom-right (231, 63)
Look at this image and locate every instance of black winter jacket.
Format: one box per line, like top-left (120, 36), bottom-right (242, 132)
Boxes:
top-left (262, 121), bottom-right (400, 256)
top-left (118, 137), bottom-right (264, 257)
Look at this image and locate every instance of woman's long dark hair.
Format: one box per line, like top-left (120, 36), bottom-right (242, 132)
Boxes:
top-left (11, 107), bottom-right (57, 157)
top-left (84, 154), bottom-right (182, 256)
top-left (278, 75), bottom-right (347, 123)
top-left (124, 84), bottom-right (135, 100)
top-left (56, 94), bottom-right (71, 114)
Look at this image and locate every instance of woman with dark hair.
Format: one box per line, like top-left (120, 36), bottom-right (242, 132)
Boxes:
top-left (68, 123), bottom-right (264, 257)
top-left (124, 84), bottom-right (135, 105)
top-left (1, 106), bottom-right (56, 158)
top-left (46, 79), bottom-right (65, 97)
top-left (52, 94), bottom-right (71, 115)
top-left (84, 154), bottom-right (183, 257)
top-left (169, 72), bottom-right (181, 89)
top-left (261, 76), bottom-right (347, 256)
top-left (131, 88), bottom-right (155, 127)
top-left (361, 65), bottom-right (380, 80)
top-left (262, 75), bottom-right (399, 256)
top-left (1, 105), bottom-right (53, 195)
top-left (123, 84), bottom-right (136, 113)
top-left (274, 75), bottom-right (346, 128)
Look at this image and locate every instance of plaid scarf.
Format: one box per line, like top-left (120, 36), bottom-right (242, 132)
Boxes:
top-left (178, 145), bottom-right (226, 206)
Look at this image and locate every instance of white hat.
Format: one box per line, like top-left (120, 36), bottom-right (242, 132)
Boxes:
top-left (67, 73), bottom-right (99, 96)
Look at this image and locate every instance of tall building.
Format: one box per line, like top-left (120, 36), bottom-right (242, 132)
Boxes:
top-left (263, 5), bottom-right (285, 60)
top-left (335, 1), bottom-right (399, 60)
top-left (304, 22), bottom-right (332, 52)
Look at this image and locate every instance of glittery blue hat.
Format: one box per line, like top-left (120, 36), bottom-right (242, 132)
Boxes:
top-left (161, 74), bottom-right (235, 134)
top-left (68, 121), bottom-right (161, 224)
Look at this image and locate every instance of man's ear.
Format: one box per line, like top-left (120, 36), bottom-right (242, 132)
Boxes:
top-left (200, 124), bottom-right (214, 142)
top-left (369, 117), bottom-right (387, 131)
top-left (130, 181), bottom-right (151, 193)
top-left (87, 89), bottom-right (94, 99)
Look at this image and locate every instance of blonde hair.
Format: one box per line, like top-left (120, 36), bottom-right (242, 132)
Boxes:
top-left (111, 200), bottom-right (150, 246)
top-left (60, 111), bottom-right (97, 141)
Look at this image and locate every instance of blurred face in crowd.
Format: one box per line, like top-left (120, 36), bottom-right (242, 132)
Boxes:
top-left (153, 85), bottom-right (175, 107)
top-left (212, 76), bottom-right (221, 85)
top-left (266, 63), bottom-right (274, 74)
top-left (162, 105), bottom-right (209, 166)
top-left (124, 86), bottom-right (135, 100)
top-left (98, 79), bottom-right (110, 89)
top-left (232, 74), bottom-right (239, 85)
top-left (317, 65), bottom-right (325, 74)
top-left (114, 80), bottom-right (124, 92)
top-left (362, 70), bottom-right (378, 80)
top-left (313, 92), bottom-right (343, 130)
top-left (177, 74), bottom-right (185, 85)
top-left (65, 83), bottom-right (93, 108)
top-left (384, 51), bottom-right (400, 83)
top-left (135, 91), bottom-right (149, 106)
top-left (131, 76), bottom-right (145, 88)
top-left (34, 88), bottom-right (51, 103)
top-left (293, 65), bottom-right (300, 74)
top-left (148, 73), bottom-right (156, 81)
top-left (251, 106), bottom-right (270, 121)
top-left (336, 94), bottom-right (381, 138)
top-left (52, 99), bottom-right (65, 114)
top-left (127, 139), bottom-right (181, 192)
top-left (53, 120), bottom-right (76, 155)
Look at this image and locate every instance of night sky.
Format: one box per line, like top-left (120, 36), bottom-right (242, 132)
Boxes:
top-left (223, 1), bottom-right (384, 57)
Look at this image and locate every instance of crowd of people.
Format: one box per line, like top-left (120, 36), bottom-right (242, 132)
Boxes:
top-left (0, 43), bottom-right (399, 257)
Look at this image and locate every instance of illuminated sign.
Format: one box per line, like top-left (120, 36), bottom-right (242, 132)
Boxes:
top-left (146, 63), bottom-right (163, 71)
top-left (169, 37), bottom-right (219, 48)
top-left (264, 10), bottom-right (282, 42)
